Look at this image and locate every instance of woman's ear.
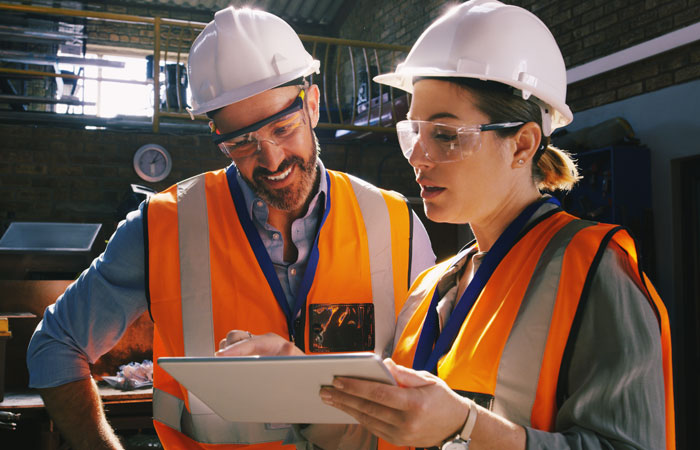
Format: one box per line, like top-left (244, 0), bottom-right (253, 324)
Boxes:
top-left (511, 121), bottom-right (541, 169)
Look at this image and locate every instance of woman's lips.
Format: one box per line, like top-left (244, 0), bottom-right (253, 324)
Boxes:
top-left (419, 183), bottom-right (446, 199)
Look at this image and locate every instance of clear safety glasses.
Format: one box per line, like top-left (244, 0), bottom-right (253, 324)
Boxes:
top-left (395, 120), bottom-right (525, 163)
top-left (212, 90), bottom-right (307, 158)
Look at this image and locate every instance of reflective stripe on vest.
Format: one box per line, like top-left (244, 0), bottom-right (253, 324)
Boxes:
top-left (382, 212), bottom-right (674, 450)
top-left (177, 175), bottom-right (217, 417)
top-left (177, 175), bottom-right (215, 358)
top-left (150, 168), bottom-right (410, 447)
top-left (153, 388), bottom-right (297, 445)
top-left (346, 173), bottom-right (396, 357)
top-left (492, 217), bottom-right (594, 423)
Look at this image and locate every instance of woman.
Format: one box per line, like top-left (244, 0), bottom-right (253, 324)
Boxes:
top-left (315, 1), bottom-right (675, 449)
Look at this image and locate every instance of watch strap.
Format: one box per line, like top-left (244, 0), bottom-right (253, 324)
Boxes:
top-left (441, 399), bottom-right (478, 450)
top-left (460, 399), bottom-right (478, 440)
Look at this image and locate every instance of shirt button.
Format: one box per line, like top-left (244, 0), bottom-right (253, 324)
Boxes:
top-left (290, 268), bottom-right (297, 276)
top-left (256, 200), bottom-right (263, 208)
top-left (273, 233), bottom-right (280, 240)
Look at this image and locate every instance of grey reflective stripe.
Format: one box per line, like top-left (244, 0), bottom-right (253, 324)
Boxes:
top-left (176, 175), bottom-right (216, 416)
top-left (493, 219), bottom-right (596, 423)
top-left (152, 388), bottom-right (185, 431)
top-left (181, 412), bottom-right (295, 445)
top-left (346, 174), bottom-right (396, 358)
top-left (153, 388), bottom-right (297, 445)
top-left (177, 174), bottom-right (215, 357)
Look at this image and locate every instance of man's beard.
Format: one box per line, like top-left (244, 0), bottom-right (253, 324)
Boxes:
top-left (243, 134), bottom-right (320, 211)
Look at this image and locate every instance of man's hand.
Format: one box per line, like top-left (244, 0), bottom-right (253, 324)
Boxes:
top-left (38, 378), bottom-right (123, 450)
top-left (216, 330), bottom-right (304, 357)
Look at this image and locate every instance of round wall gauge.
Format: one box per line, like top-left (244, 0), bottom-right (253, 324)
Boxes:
top-left (133, 144), bottom-right (172, 182)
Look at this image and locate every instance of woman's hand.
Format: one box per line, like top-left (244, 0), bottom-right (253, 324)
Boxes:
top-left (319, 358), bottom-right (472, 448)
top-left (216, 330), bottom-right (304, 357)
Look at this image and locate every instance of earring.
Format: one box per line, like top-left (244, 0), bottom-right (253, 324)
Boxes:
top-left (517, 159), bottom-right (524, 164)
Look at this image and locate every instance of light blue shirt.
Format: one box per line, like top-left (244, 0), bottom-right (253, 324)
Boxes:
top-left (26, 161), bottom-right (435, 388)
top-left (240, 161), bottom-right (327, 309)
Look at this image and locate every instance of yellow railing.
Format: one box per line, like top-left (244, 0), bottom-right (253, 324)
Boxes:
top-left (0, 3), bottom-right (410, 135)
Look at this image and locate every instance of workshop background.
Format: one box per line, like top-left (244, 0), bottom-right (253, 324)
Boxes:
top-left (0, 0), bottom-right (698, 448)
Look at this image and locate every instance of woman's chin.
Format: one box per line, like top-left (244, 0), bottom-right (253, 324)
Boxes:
top-left (424, 204), bottom-right (453, 224)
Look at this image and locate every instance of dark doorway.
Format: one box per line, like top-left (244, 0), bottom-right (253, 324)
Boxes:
top-left (671, 154), bottom-right (700, 450)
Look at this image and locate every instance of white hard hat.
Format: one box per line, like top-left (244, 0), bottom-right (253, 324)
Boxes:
top-left (187, 7), bottom-right (320, 115)
top-left (374, 0), bottom-right (572, 136)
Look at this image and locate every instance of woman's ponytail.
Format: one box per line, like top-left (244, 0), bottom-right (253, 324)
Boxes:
top-left (533, 139), bottom-right (581, 192)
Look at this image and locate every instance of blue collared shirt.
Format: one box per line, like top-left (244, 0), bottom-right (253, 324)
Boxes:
top-left (237, 161), bottom-right (327, 309)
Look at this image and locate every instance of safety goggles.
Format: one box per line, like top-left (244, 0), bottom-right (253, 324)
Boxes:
top-left (395, 120), bottom-right (525, 163)
top-left (212, 90), bottom-right (306, 158)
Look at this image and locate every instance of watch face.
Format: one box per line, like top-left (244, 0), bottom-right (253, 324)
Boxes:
top-left (134, 144), bottom-right (172, 182)
top-left (442, 438), bottom-right (470, 450)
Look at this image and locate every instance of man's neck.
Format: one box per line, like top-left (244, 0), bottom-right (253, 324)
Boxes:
top-left (266, 166), bottom-right (321, 262)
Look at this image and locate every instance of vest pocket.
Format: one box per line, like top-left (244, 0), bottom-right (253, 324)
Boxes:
top-left (309, 303), bottom-right (375, 352)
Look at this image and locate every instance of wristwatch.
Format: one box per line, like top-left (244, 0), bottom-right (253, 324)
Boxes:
top-left (442, 436), bottom-right (470, 450)
top-left (441, 399), bottom-right (478, 450)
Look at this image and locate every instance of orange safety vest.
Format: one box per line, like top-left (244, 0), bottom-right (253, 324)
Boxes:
top-left (382, 211), bottom-right (674, 450)
top-left (146, 168), bottom-right (414, 449)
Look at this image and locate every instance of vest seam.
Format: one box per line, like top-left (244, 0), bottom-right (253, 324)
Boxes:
top-left (624, 226), bottom-right (663, 327)
top-left (404, 196), bottom-right (413, 291)
top-left (142, 197), bottom-right (153, 322)
top-left (555, 225), bottom-right (622, 408)
top-left (515, 207), bottom-right (563, 243)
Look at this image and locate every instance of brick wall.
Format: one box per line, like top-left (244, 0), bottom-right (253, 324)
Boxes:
top-left (81, 1), bottom-right (211, 53)
top-left (340, 0), bottom-right (700, 112)
top-left (568, 40), bottom-right (700, 110)
top-left (0, 123), bottom-right (227, 251)
top-left (340, 0), bottom-right (449, 47)
top-left (523, 0), bottom-right (700, 109)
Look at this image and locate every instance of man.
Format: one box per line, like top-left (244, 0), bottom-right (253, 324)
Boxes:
top-left (26, 6), bottom-right (434, 450)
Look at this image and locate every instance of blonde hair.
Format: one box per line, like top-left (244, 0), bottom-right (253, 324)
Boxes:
top-left (534, 139), bottom-right (580, 191)
top-left (441, 77), bottom-right (581, 192)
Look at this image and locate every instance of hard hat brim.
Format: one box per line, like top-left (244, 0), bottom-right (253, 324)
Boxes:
top-left (374, 70), bottom-right (573, 131)
top-left (190, 61), bottom-right (320, 116)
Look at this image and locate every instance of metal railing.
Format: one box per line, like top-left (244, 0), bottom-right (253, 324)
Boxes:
top-left (0, 3), bottom-right (410, 135)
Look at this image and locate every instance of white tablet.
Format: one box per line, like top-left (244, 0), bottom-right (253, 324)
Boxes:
top-left (157, 352), bottom-right (395, 424)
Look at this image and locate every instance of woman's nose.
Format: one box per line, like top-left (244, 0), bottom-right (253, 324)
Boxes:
top-left (407, 140), bottom-right (432, 169)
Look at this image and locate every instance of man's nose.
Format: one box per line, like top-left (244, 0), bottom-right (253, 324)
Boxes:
top-left (255, 138), bottom-right (285, 171)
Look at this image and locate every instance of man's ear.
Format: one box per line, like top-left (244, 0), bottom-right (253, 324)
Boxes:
top-left (305, 84), bottom-right (321, 128)
top-left (511, 121), bottom-right (541, 168)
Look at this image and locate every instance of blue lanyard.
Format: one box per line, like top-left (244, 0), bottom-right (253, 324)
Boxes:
top-left (412, 196), bottom-right (560, 374)
top-left (226, 165), bottom-right (331, 341)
